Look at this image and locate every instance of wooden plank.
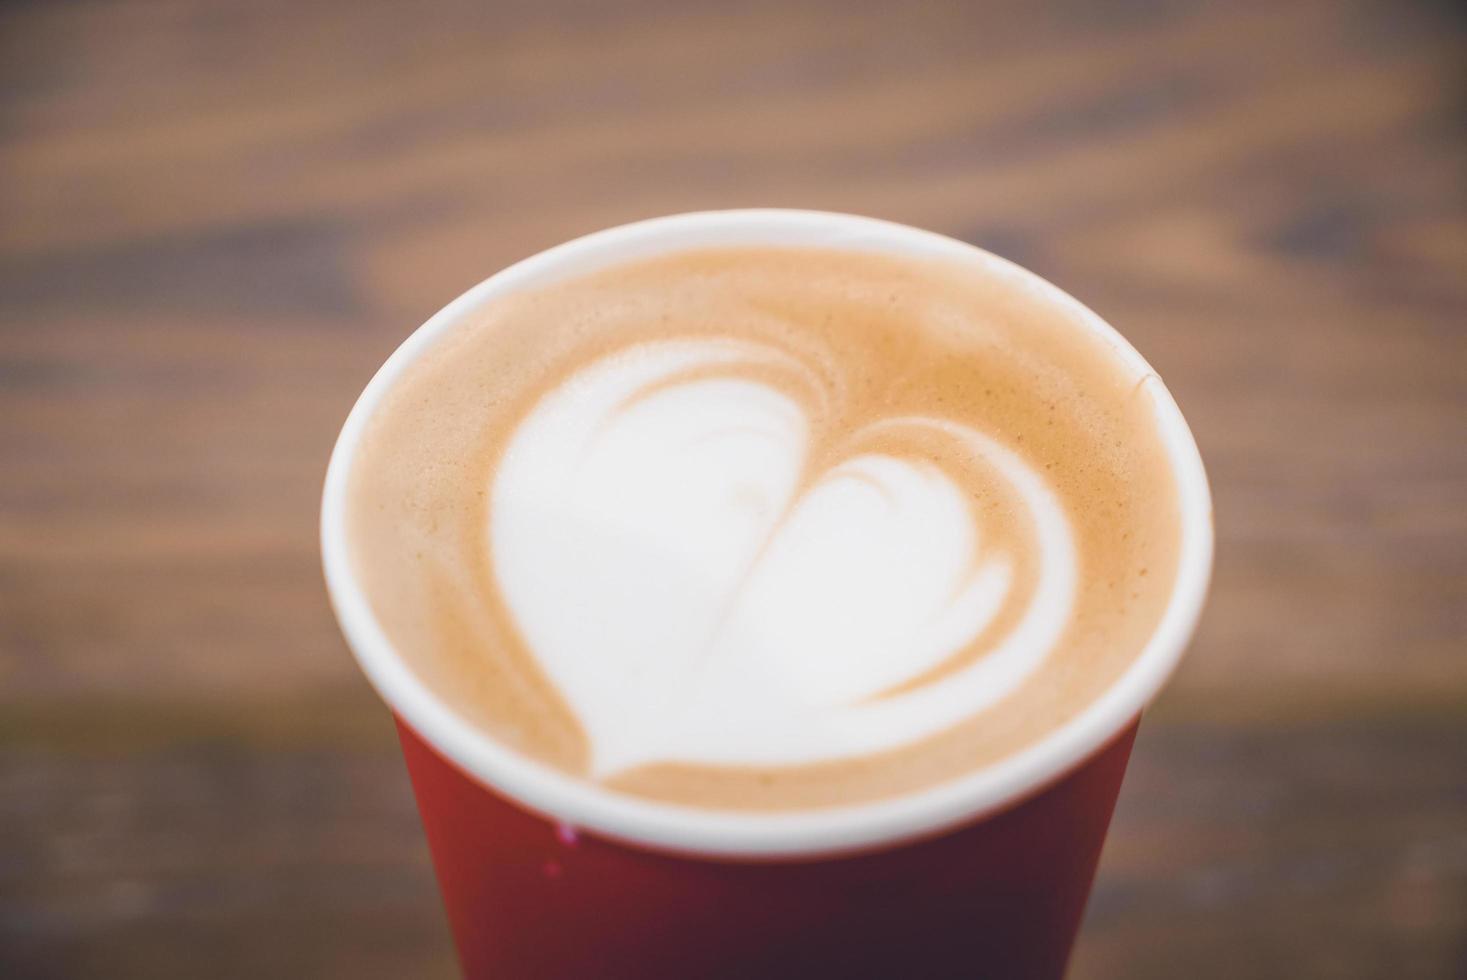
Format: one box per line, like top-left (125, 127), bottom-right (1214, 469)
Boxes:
top-left (2, 0), bottom-right (1463, 975)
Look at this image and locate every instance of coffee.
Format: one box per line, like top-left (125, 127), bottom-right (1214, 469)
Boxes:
top-left (345, 246), bottom-right (1181, 810)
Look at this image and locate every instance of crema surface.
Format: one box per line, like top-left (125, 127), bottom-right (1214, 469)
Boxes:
top-left (346, 247), bottom-right (1181, 809)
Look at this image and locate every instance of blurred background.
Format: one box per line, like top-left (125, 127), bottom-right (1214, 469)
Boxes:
top-left (1, 0), bottom-right (1463, 977)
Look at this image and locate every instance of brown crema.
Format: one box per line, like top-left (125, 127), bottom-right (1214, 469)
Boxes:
top-left (346, 246), bottom-right (1182, 810)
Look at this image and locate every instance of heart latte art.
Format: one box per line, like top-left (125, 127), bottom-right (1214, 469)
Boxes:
top-left (346, 245), bottom-right (1182, 809)
top-left (494, 339), bottom-right (1076, 776)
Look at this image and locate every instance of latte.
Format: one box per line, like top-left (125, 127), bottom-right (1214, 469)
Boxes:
top-left (345, 245), bottom-right (1181, 809)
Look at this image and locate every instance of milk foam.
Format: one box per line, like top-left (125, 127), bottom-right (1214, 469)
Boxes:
top-left (492, 338), bottom-right (1078, 776)
top-left (346, 243), bottom-right (1186, 809)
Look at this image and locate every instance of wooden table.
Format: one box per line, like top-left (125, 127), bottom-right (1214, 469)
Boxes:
top-left (2, 0), bottom-right (1463, 976)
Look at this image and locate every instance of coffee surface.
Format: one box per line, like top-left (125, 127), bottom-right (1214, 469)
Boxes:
top-left (346, 246), bottom-right (1181, 809)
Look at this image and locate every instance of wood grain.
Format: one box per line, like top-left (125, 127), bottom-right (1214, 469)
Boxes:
top-left (2, 0), bottom-right (1464, 976)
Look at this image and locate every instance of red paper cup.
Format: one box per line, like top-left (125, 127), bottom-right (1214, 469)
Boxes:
top-left (322, 211), bottom-right (1213, 979)
top-left (395, 715), bottom-right (1139, 979)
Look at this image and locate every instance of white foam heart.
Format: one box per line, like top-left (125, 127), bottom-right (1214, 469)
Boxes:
top-left (491, 339), bottom-right (1077, 776)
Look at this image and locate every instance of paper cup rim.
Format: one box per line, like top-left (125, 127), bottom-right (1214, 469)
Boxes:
top-left (320, 209), bottom-right (1214, 860)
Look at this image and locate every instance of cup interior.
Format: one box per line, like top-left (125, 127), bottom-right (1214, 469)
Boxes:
top-left (320, 209), bottom-right (1214, 859)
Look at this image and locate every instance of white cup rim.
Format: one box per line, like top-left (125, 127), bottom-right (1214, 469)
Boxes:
top-left (320, 209), bottom-right (1214, 860)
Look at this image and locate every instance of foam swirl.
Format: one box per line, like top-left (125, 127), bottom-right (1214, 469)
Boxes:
top-left (491, 337), bottom-right (1078, 777)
